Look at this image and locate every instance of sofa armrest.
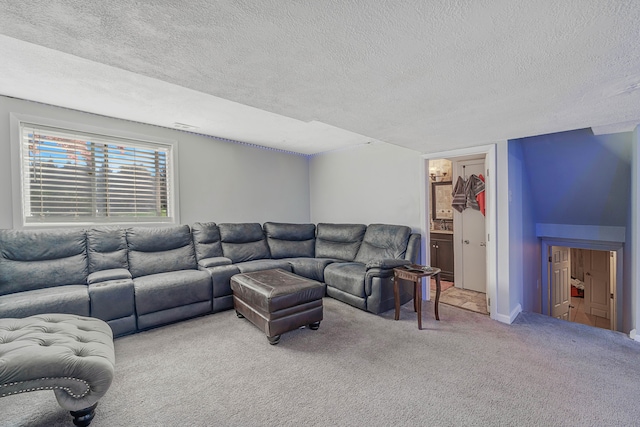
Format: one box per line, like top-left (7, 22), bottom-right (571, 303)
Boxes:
top-left (365, 258), bottom-right (411, 270)
top-left (198, 257), bottom-right (233, 269)
top-left (87, 268), bottom-right (132, 284)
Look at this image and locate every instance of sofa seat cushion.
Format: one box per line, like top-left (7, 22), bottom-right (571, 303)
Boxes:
top-left (284, 258), bottom-right (338, 282)
top-left (0, 286), bottom-right (90, 318)
top-left (87, 268), bottom-right (132, 284)
top-left (198, 257), bottom-right (233, 269)
top-left (323, 262), bottom-right (367, 298)
top-left (133, 270), bottom-right (212, 315)
top-left (235, 259), bottom-right (292, 274)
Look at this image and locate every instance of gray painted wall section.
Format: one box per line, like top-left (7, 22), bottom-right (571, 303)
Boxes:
top-left (309, 142), bottom-right (422, 232)
top-left (0, 96), bottom-right (310, 229)
top-left (518, 128), bottom-right (632, 227)
top-left (509, 140), bottom-right (540, 313)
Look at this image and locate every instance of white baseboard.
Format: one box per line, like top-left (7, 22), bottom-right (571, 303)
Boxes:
top-left (493, 304), bottom-right (522, 324)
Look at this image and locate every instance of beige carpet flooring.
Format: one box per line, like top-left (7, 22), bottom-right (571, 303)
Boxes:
top-left (3, 298), bottom-right (640, 426)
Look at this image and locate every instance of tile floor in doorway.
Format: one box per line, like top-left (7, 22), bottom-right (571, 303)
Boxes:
top-left (430, 278), bottom-right (489, 315)
top-left (570, 296), bottom-right (610, 329)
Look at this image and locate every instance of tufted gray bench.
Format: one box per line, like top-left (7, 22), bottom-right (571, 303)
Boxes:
top-left (0, 314), bottom-right (115, 426)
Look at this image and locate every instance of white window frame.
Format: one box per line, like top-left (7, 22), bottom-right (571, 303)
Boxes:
top-left (10, 113), bottom-right (180, 228)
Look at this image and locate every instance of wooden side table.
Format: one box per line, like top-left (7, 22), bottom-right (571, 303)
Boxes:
top-left (393, 265), bottom-right (442, 329)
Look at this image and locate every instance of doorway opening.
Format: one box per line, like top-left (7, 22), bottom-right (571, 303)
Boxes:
top-left (541, 234), bottom-right (624, 332)
top-left (427, 156), bottom-right (489, 315)
top-left (549, 246), bottom-right (617, 331)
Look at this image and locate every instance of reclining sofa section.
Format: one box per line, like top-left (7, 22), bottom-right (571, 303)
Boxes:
top-left (0, 222), bottom-right (420, 337)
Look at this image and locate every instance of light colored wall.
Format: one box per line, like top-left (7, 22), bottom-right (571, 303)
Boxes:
top-left (508, 140), bottom-right (539, 312)
top-left (631, 126), bottom-right (639, 340)
top-left (309, 141), bottom-right (422, 231)
top-left (0, 96), bottom-right (310, 229)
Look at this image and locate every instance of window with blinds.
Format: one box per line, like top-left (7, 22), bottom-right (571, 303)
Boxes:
top-left (20, 122), bottom-right (175, 224)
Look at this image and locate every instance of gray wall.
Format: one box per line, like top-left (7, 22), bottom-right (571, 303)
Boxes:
top-left (0, 96), bottom-right (310, 229)
top-left (508, 140), bottom-right (540, 312)
top-left (309, 142), bottom-right (422, 232)
top-left (519, 128), bottom-right (632, 227)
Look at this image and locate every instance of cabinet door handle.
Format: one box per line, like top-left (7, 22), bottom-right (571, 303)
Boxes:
top-left (463, 240), bottom-right (470, 244)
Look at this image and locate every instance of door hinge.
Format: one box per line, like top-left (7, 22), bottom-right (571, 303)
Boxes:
top-left (487, 297), bottom-right (491, 307)
top-left (487, 234), bottom-right (490, 242)
top-left (549, 256), bottom-right (552, 262)
top-left (611, 293), bottom-right (614, 299)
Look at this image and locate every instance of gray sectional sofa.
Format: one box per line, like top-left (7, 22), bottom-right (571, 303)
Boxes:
top-left (0, 222), bottom-right (420, 337)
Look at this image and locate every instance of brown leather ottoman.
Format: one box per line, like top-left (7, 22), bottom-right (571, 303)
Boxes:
top-left (230, 269), bottom-right (324, 344)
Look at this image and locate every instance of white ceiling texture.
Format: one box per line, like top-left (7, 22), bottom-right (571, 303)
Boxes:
top-left (1, 1), bottom-right (640, 155)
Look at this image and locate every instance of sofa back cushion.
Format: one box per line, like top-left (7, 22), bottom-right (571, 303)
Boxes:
top-left (0, 229), bottom-right (88, 296)
top-left (315, 223), bottom-right (366, 261)
top-left (86, 227), bottom-right (128, 273)
top-left (126, 225), bottom-right (197, 278)
top-left (263, 222), bottom-right (315, 259)
top-left (354, 224), bottom-right (412, 264)
top-left (191, 222), bottom-right (224, 261)
top-left (219, 223), bottom-right (270, 263)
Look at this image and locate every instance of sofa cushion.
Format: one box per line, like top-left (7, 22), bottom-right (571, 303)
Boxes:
top-left (218, 223), bottom-right (270, 263)
top-left (285, 257), bottom-right (337, 282)
top-left (354, 224), bottom-right (412, 264)
top-left (0, 285), bottom-right (90, 318)
top-left (86, 227), bottom-right (128, 273)
top-left (0, 229), bottom-right (88, 296)
top-left (315, 223), bottom-right (366, 261)
top-left (234, 259), bottom-right (293, 274)
top-left (263, 222), bottom-right (316, 259)
top-left (132, 270), bottom-right (212, 315)
top-left (87, 268), bottom-right (132, 285)
top-left (191, 222), bottom-right (224, 261)
top-left (126, 225), bottom-right (197, 278)
top-left (323, 262), bottom-right (367, 298)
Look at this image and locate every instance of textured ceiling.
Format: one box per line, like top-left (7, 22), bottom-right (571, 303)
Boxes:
top-left (1, 1), bottom-right (640, 155)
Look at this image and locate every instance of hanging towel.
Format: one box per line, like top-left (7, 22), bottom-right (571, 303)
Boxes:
top-left (464, 174), bottom-right (485, 211)
top-left (476, 174), bottom-right (486, 216)
top-left (451, 176), bottom-right (466, 212)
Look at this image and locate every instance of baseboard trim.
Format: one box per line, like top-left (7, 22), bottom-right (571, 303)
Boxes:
top-left (493, 304), bottom-right (522, 324)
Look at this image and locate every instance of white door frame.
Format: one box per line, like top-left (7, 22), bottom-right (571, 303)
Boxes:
top-left (420, 144), bottom-right (498, 320)
top-left (540, 237), bottom-right (623, 331)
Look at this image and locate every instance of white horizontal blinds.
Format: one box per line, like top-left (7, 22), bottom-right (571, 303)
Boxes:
top-left (21, 123), bottom-right (171, 223)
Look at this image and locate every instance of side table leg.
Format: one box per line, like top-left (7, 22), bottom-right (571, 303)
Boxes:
top-left (434, 273), bottom-right (441, 321)
top-left (416, 279), bottom-right (422, 330)
top-left (394, 275), bottom-right (400, 321)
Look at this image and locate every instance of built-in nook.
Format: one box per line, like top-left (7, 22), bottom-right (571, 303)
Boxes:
top-left (539, 225), bottom-right (624, 332)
